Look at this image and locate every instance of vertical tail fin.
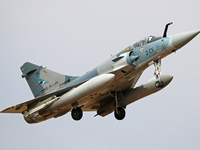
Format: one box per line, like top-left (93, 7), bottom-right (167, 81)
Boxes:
top-left (20, 62), bottom-right (78, 98)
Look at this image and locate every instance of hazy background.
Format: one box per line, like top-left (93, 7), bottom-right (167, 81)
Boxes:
top-left (0, 0), bottom-right (200, 150)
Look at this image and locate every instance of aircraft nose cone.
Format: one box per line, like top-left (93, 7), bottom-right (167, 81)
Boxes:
top-left (171, 30), bottom-right (200, 49)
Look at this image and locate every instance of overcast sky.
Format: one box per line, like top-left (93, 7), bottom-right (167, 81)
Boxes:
top-left (0, 0), bottom-right (200, 150)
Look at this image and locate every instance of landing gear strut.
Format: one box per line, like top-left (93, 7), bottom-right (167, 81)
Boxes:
top-left (71, 107), bottom-right (83, 121)
top-left (154, 59), bottom-right (164, 88)
top-left (114, 92), bottom-right (126, 120)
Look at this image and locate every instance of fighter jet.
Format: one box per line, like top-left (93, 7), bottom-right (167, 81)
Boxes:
top-left (1, 23), bottom-right (199, 123)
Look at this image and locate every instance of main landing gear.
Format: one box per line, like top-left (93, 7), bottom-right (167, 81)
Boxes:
top-left (114, 107), bottom-right (126, 120)
top-left (114, 92), bottom-right (126, 120)
top-left (154, 59), bottom-right (164, 88)
top-left (71, 102), bottom-right (83, 120)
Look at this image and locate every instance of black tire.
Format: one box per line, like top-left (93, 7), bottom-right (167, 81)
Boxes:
top-left (71, 107), bottom-right (83, 121)
top-left (114, 107), bottom-right (126, 120)
top-left (155, 81), bottom-right (164, 88)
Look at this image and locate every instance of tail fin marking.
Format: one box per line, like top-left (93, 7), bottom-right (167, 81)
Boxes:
top-left (20, 62), bottom-right (78, 98)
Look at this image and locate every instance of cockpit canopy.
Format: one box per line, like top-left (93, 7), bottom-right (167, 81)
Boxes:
top-left (133, 36), bottom-right (162, 48)
top-left (119, 35), bottom-right (162, 55)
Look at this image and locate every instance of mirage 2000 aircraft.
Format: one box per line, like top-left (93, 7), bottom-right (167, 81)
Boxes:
top-left (1, 23), bottom-right (199, 123)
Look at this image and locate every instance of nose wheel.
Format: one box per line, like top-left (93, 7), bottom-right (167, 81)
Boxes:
top-left (155, 81), bottom-right (164, 88)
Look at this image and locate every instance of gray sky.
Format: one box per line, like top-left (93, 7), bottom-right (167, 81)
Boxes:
top-left (0, 0), bottom-right (200, 150)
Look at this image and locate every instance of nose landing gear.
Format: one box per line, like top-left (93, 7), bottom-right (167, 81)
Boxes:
top-left (155, 80), bottom-right (164, 88)
top-left (154, 59), bottom-right (164, 88)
